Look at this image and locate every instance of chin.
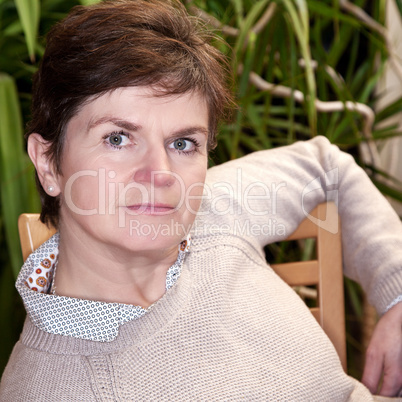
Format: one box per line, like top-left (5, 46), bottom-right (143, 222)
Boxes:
top-left (113, 232), bottom-right (184, 255)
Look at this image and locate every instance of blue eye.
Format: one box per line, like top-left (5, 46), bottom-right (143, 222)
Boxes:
top-left (109, 134), bottom-right (123, 146)
top-left (104, 131), bottom-right (130, 149)
top-left (173, 139), bottom-right (187, 150)
top-left (169, 137), bottom-right (201, 155)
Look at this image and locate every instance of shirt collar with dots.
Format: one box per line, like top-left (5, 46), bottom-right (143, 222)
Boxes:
top-left (15, 233), bottom-right (191, 342)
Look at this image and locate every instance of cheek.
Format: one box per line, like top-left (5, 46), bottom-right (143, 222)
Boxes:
top-left (58, 147), bottom-right (127, 213)
top-left (61, 169), bottom-right (135, 213)
top-left (61, 173), bottom-right (101, 212)
top-left (182, 168), bottom-right (207, 215)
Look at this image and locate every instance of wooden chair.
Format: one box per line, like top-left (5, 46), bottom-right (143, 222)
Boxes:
top-left (18, 202), bottom-right (346, 370)
top-left (18, 213), bottom-right (57, 262)
top-left (271, 202), bottom-right (346, 370)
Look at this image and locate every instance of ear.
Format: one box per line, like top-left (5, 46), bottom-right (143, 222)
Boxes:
top-left (27, 134), bottom-right (61, 197)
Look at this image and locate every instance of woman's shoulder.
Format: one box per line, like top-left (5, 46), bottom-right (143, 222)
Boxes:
top-left (0, 333), bottom-right (95, 401)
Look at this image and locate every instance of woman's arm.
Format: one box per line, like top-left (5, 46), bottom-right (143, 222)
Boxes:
top-left (205, 136), bottom-right (402, 314)
top-left (204, 136), bottom-right (402, 395)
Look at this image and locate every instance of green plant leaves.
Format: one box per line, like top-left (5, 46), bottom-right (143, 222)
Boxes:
top-left (0, 73), bottom-right (39, 277)
top-left (280, 0), bottom-right (317, 132)
top-left (79, 0), bottom-right (101, 5)
top-left (395, 0), bottom-right (402, 16)
top-left (14, 0), bottom-right (40, 61)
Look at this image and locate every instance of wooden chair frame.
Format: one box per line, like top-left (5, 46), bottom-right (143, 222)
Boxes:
top-left (18, 213), bottom-right (57, 262)
top-left (271, 202), bottom-right (346, 370)
top-left (18, 202), bottom-right (346, 370)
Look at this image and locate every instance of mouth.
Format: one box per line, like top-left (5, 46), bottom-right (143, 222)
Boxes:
top-left (125, 203), bottom-right (176, 215)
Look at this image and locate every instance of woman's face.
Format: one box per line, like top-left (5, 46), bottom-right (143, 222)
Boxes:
top-left (54, 87), bottom-right (209, 255)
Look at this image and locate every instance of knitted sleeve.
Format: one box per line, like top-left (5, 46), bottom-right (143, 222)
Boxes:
top-left (202, 136), bottom-right (402, 314)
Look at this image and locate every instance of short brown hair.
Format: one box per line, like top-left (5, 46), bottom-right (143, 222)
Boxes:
top-left (28, 0), bottom-right (234, 228)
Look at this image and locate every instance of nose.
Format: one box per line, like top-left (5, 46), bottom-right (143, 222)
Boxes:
top-left (133, 148), bottom-right (175, 188)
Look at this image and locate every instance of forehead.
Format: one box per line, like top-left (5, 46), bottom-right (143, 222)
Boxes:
top-left (70, 87), bottom-right (209, 131)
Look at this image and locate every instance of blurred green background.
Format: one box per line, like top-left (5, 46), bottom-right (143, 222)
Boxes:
top-left (1, 0), bottom-right (402, 379)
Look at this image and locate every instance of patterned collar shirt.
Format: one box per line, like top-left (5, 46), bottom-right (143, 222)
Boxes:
top-left (16, 233), bottom-right (191, 342)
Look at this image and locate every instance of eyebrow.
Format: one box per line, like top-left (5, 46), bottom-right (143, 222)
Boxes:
top-left (87, 117), bottom-right (209, 137)
top-left (86, 117), bottom-right (141, 133)
top-left (172, 126), bottom-right (209, 138)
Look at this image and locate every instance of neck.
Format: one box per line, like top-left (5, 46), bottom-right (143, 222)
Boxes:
top-left (54, 228), bottom-right (179, 308)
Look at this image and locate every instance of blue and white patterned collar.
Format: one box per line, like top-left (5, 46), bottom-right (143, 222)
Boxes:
top-left (16, 233), bottom-right (191, 342)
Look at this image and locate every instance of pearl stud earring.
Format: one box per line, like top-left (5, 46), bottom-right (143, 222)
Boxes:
top-left (48, 186), bottom-right (54, 193)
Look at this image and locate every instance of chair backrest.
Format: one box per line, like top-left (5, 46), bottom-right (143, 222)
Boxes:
top-left (18, 202), bottom-right (346, 370)
top-left (271, 202), bottom-right (346, 370)
top-left (18, 214), bottom-right (57, 262)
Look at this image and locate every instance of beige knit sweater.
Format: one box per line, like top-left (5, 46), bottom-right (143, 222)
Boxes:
top-left (1, 137), bottom-right (401, 401)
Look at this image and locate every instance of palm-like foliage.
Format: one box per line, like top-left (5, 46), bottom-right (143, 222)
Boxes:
top-left (195, 1), bottom-right (402, 174)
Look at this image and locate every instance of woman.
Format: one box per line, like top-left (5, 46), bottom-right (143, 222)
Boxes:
top-left (0, 0), bottom-right (401, 400)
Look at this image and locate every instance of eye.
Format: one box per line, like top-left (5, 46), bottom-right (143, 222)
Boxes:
top-left (104, 131), bottom-right (130, 149)
top-left (169, 138), bottom-right (200, 154)
top-left (173, 139), bottom-right (187, 151)
top-left (109, 134), bottom-right (123, 146)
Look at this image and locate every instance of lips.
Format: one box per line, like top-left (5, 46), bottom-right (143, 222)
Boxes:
top-left (125, 203), bottom-right (176, 215)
